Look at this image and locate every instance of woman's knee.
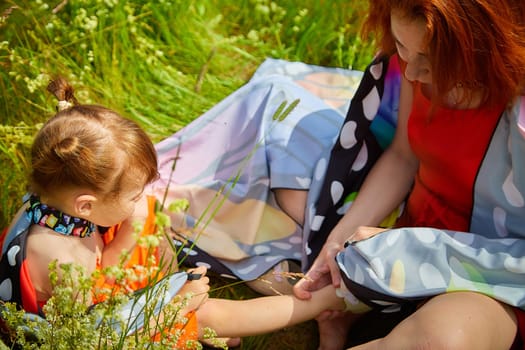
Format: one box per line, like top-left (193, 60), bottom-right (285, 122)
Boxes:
top-left (375, 292), bottom-right (517, 350)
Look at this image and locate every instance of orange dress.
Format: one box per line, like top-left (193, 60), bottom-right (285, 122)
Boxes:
top-left (94, 195), bottom-right (199, 348)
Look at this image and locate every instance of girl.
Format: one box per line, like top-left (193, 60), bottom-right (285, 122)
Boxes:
top-left (0, 77), bottom-right (344, 348)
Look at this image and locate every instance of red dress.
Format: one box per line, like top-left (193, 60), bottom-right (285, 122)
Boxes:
top-left (398, 74), bottom-right (524, 349)
top-left (401, 83), bottom-right (503, 230)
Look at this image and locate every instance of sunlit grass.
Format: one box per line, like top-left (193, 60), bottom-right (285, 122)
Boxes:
top-left (0, 0), bottom-right (374, 228)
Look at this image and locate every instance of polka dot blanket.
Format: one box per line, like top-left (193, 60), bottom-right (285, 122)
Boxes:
top-left (327, 55), bottom-right (525, 311)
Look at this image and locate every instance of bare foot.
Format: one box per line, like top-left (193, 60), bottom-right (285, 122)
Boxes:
top-left (317, 312), bottom-right (357, 350)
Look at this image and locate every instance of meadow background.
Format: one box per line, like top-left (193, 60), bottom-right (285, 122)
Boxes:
top-left (0, 0), bottom-right (374, 348)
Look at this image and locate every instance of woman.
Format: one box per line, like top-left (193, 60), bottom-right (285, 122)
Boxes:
top-left (295, 1), bottom-right (525, 349)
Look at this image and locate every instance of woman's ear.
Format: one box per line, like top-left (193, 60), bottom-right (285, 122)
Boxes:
top-left (74, 194), bottom-right (97, 217)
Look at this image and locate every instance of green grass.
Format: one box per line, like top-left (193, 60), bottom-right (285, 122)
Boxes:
top-left (0, 0), bottom-right (374, 348)
top-left (0, 0), bottom-right (374, 228)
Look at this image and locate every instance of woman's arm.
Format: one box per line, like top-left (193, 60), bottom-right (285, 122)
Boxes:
top-left (328, 75), bottom-right (418, 246)
top-left (295, 75), bottom-right (419, 298)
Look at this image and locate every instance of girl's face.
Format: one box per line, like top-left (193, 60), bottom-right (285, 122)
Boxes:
top-left (89, 175), bottom-right (146, 227)
top-left (391, 11), bottom-right (432, 84)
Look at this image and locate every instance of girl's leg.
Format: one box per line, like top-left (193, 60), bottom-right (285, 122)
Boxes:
top-left (195, 284), bottom-right (345, 338)
top-left (350, 291), bottom-right (518, 350)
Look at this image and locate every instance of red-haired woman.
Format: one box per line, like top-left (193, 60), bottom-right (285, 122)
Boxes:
top-left (295, 1), bottom-right (525, 349)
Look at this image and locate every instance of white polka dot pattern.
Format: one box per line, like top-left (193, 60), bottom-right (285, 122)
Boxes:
top-left (330, 181), bottom-right (344, 205)
top-left (7, 245), bottom-right (20, 266)
top-left (362, 87), bottom-right (381, 121)
top-left (0, 278), bottom-right (12, 300)
top-left (369, 62), bottom-right (383, 80)
top-left (502, 170), bottom-right (524, 207)
top-left (493, 207), bottom-right (508, 237)
top-left (352, 143), bottom-right (369, 172)
top-left (339, 121), bottom-right (358, 149)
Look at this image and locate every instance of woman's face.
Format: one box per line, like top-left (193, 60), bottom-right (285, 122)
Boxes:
top-left (391, 11), bottom-right (432, 84)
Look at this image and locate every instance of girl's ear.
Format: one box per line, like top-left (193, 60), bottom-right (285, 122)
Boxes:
top-left (74, 194), bottom-right (97, 217)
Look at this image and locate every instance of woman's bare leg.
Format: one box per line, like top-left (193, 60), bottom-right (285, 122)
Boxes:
top-left (274, 189), bottom-right (307, 226)
top-left (317, 311), bottom-right (360, 350)
top-left (350, 292), bottom-right (518, 350)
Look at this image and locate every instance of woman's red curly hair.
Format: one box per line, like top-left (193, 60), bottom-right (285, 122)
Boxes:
top-left (362, 0), bottom-right (525, 107)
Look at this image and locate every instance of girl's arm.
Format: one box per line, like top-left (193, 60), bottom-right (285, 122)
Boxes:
top-left (197, 284), bottom-right (345, 338)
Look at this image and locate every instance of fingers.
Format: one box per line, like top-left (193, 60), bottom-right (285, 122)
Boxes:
top-left (323, 241), bottom-right (344, 288)
top-left (189, 265), bottom-right (208, 276)
top-left (326, 245), bottom-right (342, 287)
top-left (181, 266), bottom-right (210, 294)
top-left (293, 276), bottom-right (313, 300)
top-left (293, 261), bottom-right (322, 299)
top-left (328, 257), bottom-right (342, 288)
top-left (294, 239), bottom-right (347, 301)
top-left (293, 259), bottom-right (332, 299)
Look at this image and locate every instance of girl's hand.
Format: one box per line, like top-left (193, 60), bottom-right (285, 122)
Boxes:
top-left (177, 266), bottom-right (210, 314)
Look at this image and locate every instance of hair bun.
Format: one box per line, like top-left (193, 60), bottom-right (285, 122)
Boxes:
top-left (53, 136), bottom-right (82, 161)
top-left (47, 77), bottom-right (78, 110)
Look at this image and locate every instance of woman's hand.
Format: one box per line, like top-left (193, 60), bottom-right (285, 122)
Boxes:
top-left (293, 226), bottom-right (388, 300)
top-left (347, 226), bottom-right (388, 243)
top-left (293, 239), bottom-right (344, 300)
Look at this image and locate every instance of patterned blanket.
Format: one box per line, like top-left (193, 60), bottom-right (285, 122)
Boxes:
top-left (153, 55), bottom-right (525, 312)
top-left (151, 58), bottom-right (363, 280)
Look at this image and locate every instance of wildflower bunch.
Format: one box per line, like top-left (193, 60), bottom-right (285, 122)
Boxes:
top-left (0, 202), bottom-right (208, 349)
